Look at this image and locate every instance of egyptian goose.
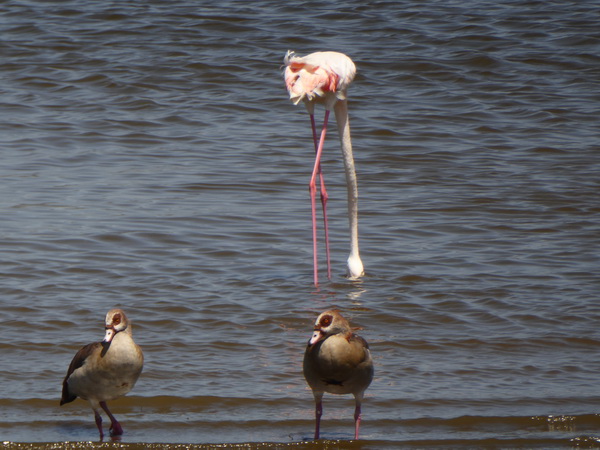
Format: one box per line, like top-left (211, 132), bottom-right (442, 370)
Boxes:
top-left (60, 309), bottom-right (144, 439)
top-left (303, 310), bottom-right (374, 439)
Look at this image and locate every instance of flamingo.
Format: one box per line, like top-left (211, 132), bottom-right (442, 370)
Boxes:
top-left (283, 50), bottom-right (364, 286)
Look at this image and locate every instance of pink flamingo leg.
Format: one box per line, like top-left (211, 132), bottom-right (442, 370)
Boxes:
top-left (100, 401), bottom-right (123, 437)
top-left (309, 111), bottom-right (330, 286)
top-left (309, 114), bottom-right (332, 282)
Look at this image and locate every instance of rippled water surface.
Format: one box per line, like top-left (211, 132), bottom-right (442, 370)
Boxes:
top-left (1, 0), bottom-right (600, 448)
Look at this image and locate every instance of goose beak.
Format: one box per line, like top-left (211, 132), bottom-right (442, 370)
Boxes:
top-left (103, 327), bottom-right (116, 343)
top-left (309, 329), bottom-right (325, 345)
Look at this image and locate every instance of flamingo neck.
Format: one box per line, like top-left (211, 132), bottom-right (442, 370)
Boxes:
top-left (334, 100), bottom-right (364, 279)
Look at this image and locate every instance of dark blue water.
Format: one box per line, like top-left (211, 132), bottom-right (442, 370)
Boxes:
top-left (1, 0), bottom-right (599, 447)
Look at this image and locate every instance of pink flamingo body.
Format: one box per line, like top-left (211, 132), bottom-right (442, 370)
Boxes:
top-left (284, 50), bottom-right (364, 286)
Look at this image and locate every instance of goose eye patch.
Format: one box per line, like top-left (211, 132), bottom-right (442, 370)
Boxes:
top-left (320, 315), bottom-right (332, 327)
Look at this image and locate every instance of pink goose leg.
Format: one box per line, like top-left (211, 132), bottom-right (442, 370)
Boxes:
top-left (94, 410), bottom-right (104, 439)
top-left (313, 394), bottom-right (324, 439)
top-left (100, 401), bottom-right (123, 437)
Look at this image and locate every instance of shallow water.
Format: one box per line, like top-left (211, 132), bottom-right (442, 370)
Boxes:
top-left (1, 0), bottom-right (600, 448)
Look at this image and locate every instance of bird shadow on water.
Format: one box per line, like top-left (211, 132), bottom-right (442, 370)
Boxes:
top-left (56, 416), bottom-right (131, 443)
top-left (55, 422), bottom-right (102, 443)
top-left (307, 279), bottom-right (368, 310)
